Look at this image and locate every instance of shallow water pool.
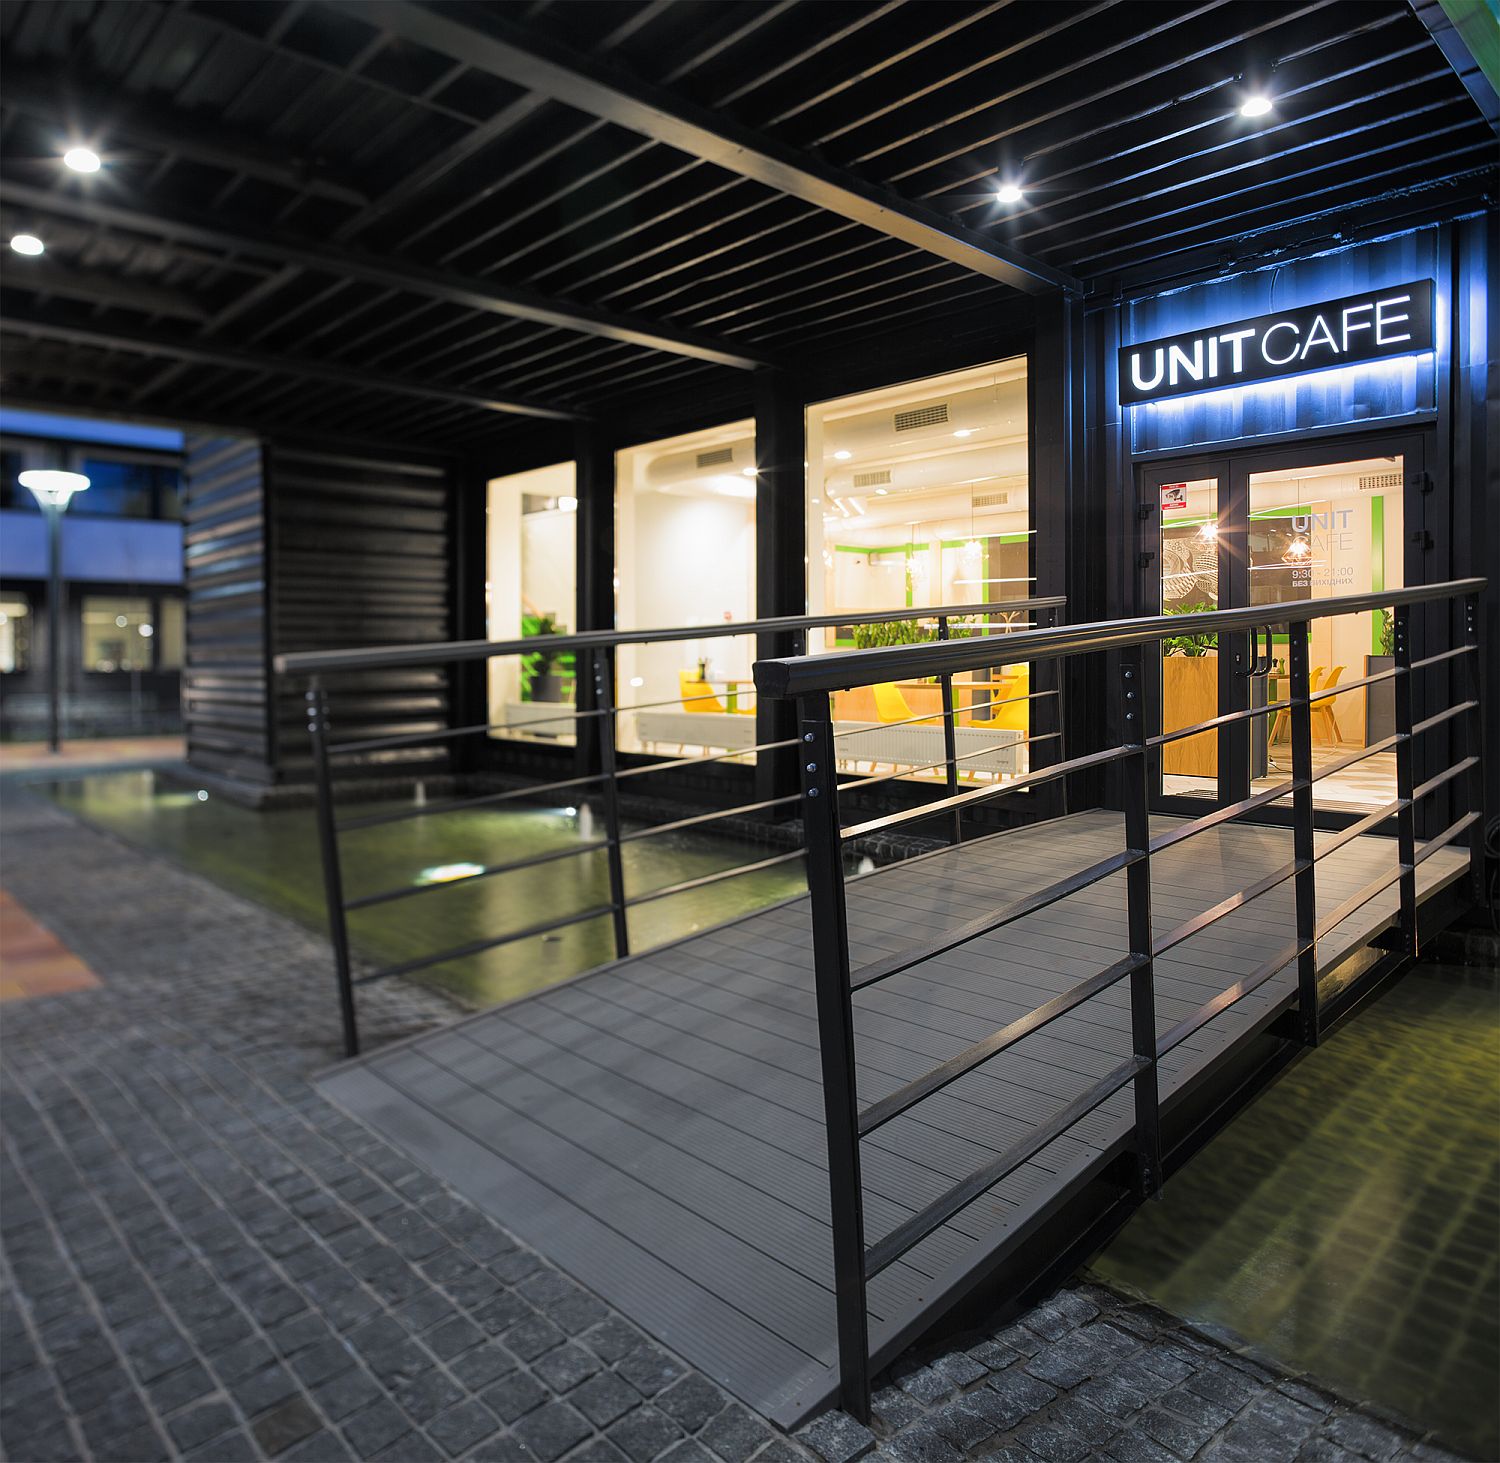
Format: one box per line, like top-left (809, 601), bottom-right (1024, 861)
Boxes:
top-left (1090, 960), bottom-right (1500, 1459)
top-left (42, 771), bottom-right (809, 1008)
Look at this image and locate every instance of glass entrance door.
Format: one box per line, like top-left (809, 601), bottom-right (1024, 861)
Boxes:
top-left (1138, 433), bottom-right (1421, 823)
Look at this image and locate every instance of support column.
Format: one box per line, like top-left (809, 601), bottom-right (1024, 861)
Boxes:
top-left (754, 369), bottom-right (805, 807)
top-left (450, 457), bottom-right (491, 776)
top-left (574, 422), bottom-right (617, 775)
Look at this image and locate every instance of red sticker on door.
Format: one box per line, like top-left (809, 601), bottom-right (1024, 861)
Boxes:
top-left (1160, 483), bottom-right (1188, 510)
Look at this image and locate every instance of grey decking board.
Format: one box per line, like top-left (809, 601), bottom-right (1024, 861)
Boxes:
top-left (320, 813), bottom-right (1467, 1428)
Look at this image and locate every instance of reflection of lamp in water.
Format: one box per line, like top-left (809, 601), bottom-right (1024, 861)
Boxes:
top-left (417, 862), bottom-right (485, 885)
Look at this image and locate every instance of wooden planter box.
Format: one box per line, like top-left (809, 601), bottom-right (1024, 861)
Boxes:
top-left (1162, 653), bottom-right (1218, 776)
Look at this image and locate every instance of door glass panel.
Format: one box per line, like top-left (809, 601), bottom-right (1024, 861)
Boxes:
top-left (1159, 477), bottom-right (1221, 799)
top-left (1248, 456), bottom-right (1403, 813)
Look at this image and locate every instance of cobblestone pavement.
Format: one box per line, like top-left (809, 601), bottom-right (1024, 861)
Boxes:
top-left (792, 1286), bottom-right (1472, 1463)
top-left (0, 788), bottom-right (1477, 1463)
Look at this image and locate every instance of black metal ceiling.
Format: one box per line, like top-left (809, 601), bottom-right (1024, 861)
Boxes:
top-left (1, 0), bottom-right (1493, 456)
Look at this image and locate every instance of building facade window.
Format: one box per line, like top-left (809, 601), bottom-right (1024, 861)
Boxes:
top-left (615, 421), bottom-right (757, 755)
top-left (486, 463), bottom-right (578, 743)
top-left (81, 596), bottom-right (156, 673)
top-left (0, 592), bottom-right (32, 673)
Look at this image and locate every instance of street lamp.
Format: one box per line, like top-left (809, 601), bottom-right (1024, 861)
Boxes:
top-left (17, 469), bottom-right (89, 753)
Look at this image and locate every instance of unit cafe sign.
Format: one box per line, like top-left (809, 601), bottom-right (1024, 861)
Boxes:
top-left (1119, 279), bottom-right (1434, 405)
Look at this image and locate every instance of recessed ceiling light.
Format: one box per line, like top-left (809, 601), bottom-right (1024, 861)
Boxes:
top-left (741, 466), bottom-right (757, 477)
top-left (875, 488), bottom-right (888, 495)
top-left (833, 450), bottom-right (852, 461)
top-left (1240, 95), bottom-right (1273, 118)
top-left (9, 234), bottom-right (44, 256)
top-left (953, 429), bottom-right (974, 439)
top-left (63, 147), bottom-right (101, 173)
top-left (995, 184), bottom-right (1024, 204)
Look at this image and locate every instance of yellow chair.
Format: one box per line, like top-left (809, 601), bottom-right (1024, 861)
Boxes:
top-left (679, 671), bottom-right (726, 714)
top-left (873, 682), bottom-right (912, 723)
top-left (968, 664), bottom-right (1029, 733)
top-left (1312, 665), bottom-right (1346, 744)
top-left (1269, 665), bottom-right (1330, 745)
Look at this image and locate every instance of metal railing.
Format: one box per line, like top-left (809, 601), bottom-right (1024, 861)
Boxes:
top-left (750, 577), bottom-right (1486, 1421)
top-left (280, 596), bottom-right (1065, 1057)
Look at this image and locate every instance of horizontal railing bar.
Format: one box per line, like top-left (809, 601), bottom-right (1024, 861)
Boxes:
top-left (840, 745), bottom-right (1132, 841)
top-left (614, 738), bottom-right (800, 778)
top-left (354, 903), bottom-right (616, 984)
top-left (1309, 665), bottom-right (1401, 702)
top-left (330, 706), bottom-right (602, 753)
top-left (623, 849), bottom-right (806, 908)
top-left (850, 848), bottom-right (1143, 993)
top-left (1313, 797), bottom-right (1406, 862)
top-left (1414, 757), bottom-right (1479, 803)
top-left (1146, 698), bottom-right (1286, 748)
top-left (863, 1055), bottom-right (1148, 1279)
top-left (621, 688), bottom-right (759, 714)
top-left (832, 689), bottom-right (1058, 741)
top-left (858, 954), bottom-right (1144, 1137)
top-left (1310, 733), bottom-right (1403, 785)
top-left (838, 732), bottom-right (1061, 794)
top-left (278, 597), bottom-right (1066, 675)
top-left (343, 838), bottom-right (610, 911)
top-left (1413, 699), bottom-right (1478, 736)
top-left (756, 580), bottom-right (1484, 698)
top-left (1411, 644), bottom-right (1476, 670)
top-left (615, 794), bottom-right (801, 843)
top-left (1151, 857), bottom-right (1309, 960)
top-left (1148, 779), bottom-right (1305, 855)
top-left (1315, 866), bottom-right (1403, 941)
top-left (1156, 935), bottom-right (1311, 1058)
top-left (337, 771), bottom-right (607, 832)
top-left (1415, 810), bottom-right (1480, 866)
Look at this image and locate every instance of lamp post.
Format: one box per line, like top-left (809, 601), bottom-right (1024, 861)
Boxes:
top-left (17, 469), bottom-right (89, 753)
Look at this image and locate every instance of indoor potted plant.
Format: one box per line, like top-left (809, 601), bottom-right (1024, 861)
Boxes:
top-left (1161, 602), bottom-right (1219, 778)
top-left (521, 613), bottom-right (567, 702)
top-left (1365, 607), bottom-right (1395, 742)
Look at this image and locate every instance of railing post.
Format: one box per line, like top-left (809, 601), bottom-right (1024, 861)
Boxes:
top-left (1287, 621), bottom-right (1319, 1046)
top-left (1392, 605), bottom-right (1419, 956)
top-left (1462, 593), bottom-right (1486, 904)
top-left (592, 647), bottom-right (631, 960)
top-left (937, 615), bottom-right (961, 845)
top-left (799, 693), bottom-right (871, 1422)
top-left (306, 677), bottom-right (360, 1059)
top-left (1119, 647), bottom-right (1161, 1200)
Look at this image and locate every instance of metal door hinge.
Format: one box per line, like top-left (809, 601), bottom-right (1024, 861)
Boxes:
top-left (1137, 503), bottom-right (1155, 520)
top-left (1410, 529), bottom-right (1433, 550)
top-left (1409, 471), bottom-right (1434, 495)
top-left (1137, 550), bottom-right (1156, 568)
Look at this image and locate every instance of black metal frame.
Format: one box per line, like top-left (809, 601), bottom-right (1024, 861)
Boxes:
top-left (285, 597), bottom-right (1061, 1057)
top-left (752, 577), bottom-right (1485, 1421)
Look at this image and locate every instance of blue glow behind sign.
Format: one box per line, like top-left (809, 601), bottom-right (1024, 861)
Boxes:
top-left (1119, 280), bottom-right (1434, 405)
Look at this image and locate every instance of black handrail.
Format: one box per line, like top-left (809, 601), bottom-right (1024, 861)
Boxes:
top-left (276, 595), bottom-right (1064, 675)
top-left (760, 577), bottom-right (1485, 1422)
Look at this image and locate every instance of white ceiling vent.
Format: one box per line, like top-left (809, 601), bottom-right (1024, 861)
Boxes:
top-left (1358, 472), bottom-right (1402, 491)
top-left (696, 447), bottom-right (734, 468)
top-left (894, 402), bottom-right (949, 432)
top-left (972, 491), bottom-right (1010, 508)
top-left (852, 469), bottom-right (892, 489)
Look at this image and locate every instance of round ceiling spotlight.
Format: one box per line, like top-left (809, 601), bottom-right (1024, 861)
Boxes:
top-left (833, 450), bottom-right (852, 461)
top-left (1240, 95), bottom-right (1273, 118)
top-left (994, 183), bottom-right (1025, 204)
top-left (63, 147), bottom-right (101, 173)
top-left (10, 234), bottom-right (44, 256)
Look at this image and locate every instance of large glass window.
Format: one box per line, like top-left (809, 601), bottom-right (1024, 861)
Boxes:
top-left (74, 458), bottom-right (182, 519)
top-left (82, 596), bottom-right (155, 673)
top-left (615, 421), bottom-right (757, 755)
top-left (806, 361), bottom-right (1034, 781)
top-left (0, 593), bottom-right (32, 673)
top-left (487, 463), bottom-right (578, 743)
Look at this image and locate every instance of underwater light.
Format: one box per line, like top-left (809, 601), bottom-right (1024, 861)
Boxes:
top-left (417, 862), bottom-right (484, 884)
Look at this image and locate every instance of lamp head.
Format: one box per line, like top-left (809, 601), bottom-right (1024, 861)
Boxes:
top-left (18, 469), bottom-right (90, 509)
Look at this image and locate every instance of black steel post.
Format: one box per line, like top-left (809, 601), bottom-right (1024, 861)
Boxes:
top-left (799, 694), bottom-right (871, 1421)
top-left (1119, 646), bottom-right (1161, 1199)
top-left (593, 647), bottom-right (631, 959)
top-left (1392, 605), bottom-right (1419, 955)
top-left (307, 677), bottom-right (360, 1058)
top-left (1287, 621), bottom-right (1319, 1046)
top-left (937, 615), bottom-right (961, 845)
top-left (45, 501), bottom-right (61, 753)
top-left (1462, 592), bottom-right (1485, 902)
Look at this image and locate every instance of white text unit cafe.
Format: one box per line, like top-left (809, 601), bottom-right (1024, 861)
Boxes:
top-left (1119, 280), bottom-right (1435, 405)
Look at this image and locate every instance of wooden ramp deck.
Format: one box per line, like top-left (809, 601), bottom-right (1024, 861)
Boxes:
top-left (319, 811), bottom-right (1467, 1428)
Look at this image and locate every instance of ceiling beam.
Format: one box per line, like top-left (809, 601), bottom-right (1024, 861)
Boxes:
top-left (4, 256), bottom-right (211, 321)
top-left (0, 182), bottom-right (774, 372)
top-left (1408, 0), bottom-right (1500, 135)
top-left (328, 0), bottom-right (1083, 297)
top-left (1, 311), bottom-right (585, 421)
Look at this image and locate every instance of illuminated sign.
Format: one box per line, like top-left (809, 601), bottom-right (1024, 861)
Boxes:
top-left (1120, 280), bottom-right (1434, 405)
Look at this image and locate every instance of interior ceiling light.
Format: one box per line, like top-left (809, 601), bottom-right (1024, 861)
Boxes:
top-left (557, 494), bottom-right (578, 511)
top-left (833, 450), bottom-right (852, 461)
top-left (994, 183), bottom-right (1024, 204)
top-left (741, 466), bottom-right (758, 477)
top-left (1282, 536), bottom-right (1312, 563)
top-left (63, 146), bottom-right (101, 173)
top-left (9, 234), bottom-right (43, 256)
top-left (1197, 523), bottom-right (1218, 543)
top-left (1240, 94), bottom-right (1273, 118)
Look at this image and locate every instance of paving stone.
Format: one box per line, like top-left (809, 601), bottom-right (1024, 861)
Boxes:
top-left (426, 1397), bottom-right (499, 1456)
top-left (342, 1397), bottom-right (413, 1456)
top-left (1012, 1421), bottom-right (1091, 1463)
top-left (928, 1398), bottom-right (996, 1453)
top-left (976, 1368), bottom-right (1057, 1429)
top-left (870, 1386), bottom-right (924, 1433)
top-left (1137, 1401), bottom-right (1218, 1459)
top-left (895, 1365), bottom-right (955, 1405)
top-left (656, 1374), bottom-right (726, 1432)
top-left (795, 1410), bottom-right (877, 1463)
top-left (1321, 1411), bottom-right (1409, 1462)
top-left (616, 1344), bottom-right (687, 1398)
top-left (883, 1419), bottom-right (964, 1463)
top-left (534, 1341), bottom-right (602, 1392)
top-left (697, 1403), bottom-right (774, 1463)
top-left (167, 1400), bottom-right (240, 1453)
top-left (147, 1359), bottom-right (216, 1413)
top-left (450, 1346), bottom-right (515, 1393)
top-left (514, 1399), bottom-right (594, 1462)
top-left (310, 1364), bottom-right (383, 1422)
top-left (231, 1362), bottom-right (302, 1417)
top-left (393, 1366), bottom-right (466, 1425)
top-left (608, 1405), bottom-right (687, 1463)
top-left (483, 1368), bottom-right (550, 1423)
top-left (250, 1396), bottom-right (322, 1456)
